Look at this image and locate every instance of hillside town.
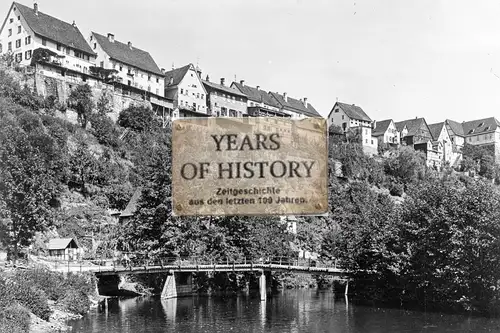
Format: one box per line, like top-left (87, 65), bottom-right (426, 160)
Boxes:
top-left (1, 1), bottom-right (498, 171)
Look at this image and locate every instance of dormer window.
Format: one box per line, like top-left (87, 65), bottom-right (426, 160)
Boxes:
top-left (484, 126), bottom-right (490, 131)
top-left (468, 129), bottom-right (475, 134)
top-left (478, 122), bottom-right (484, 127)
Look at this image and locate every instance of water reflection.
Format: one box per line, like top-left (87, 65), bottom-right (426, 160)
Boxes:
top-left (68, 290), bottom-right (500, 333)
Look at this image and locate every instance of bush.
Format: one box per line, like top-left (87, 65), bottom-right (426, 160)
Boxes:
top-left (14, 269), bottom-right (66, 301)
top-left (0, 304), bottom-right (31, 333)
top-left (118, 104), bottom-right (159, 132)
top-left (4, 278), bottom-right (52, 320)
top-left (89, 113), bottom-right (120, 147)
top-left (61, 290), bottom-right (90, 315)
top-left (389, 182), bottom-right (404, 197)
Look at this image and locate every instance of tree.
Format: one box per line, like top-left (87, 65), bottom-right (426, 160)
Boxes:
top-left (68, 84), bottom-right (94, 128)
top-left (118, 105), bottom-right (159, 132)
top-left (384, 146), bottom-right (426, 184)
top-left (0, 123), bottom-right (59, 262)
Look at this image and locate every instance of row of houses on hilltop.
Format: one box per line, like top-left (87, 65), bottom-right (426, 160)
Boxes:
top-left (0, 2), bottom-right (320, 122)
top-left (328, 102), bottom-right (500, 168)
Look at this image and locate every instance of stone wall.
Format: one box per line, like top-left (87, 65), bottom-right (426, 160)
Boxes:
top-left (32, 63), bottom-right (152, 123)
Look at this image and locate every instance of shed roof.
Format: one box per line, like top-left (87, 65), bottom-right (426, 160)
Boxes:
top-left (47, 238), bottom-right (78, 250)
top-left (13, 2), bottom-right (95, 55)
top-left (92, 32), bottom-right (163, 76)
top-left (120, 187), bottom-right (142, 217)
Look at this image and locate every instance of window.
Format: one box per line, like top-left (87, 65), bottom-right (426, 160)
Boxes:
top-left (15, 39), bottom-right (21, 48)
top-left (148, 86), bottom-right (151, 92)
top-left (334, 108), bottom-right (339, 113)
top-left (9, 18), bottom-right (13, 23)
top-left (93, 43), bottom-right (96, 49)
top-left (65, 48), bottom-right (69, 55)
top-left (119, 65), bottom-right (123, 71)
top-left (57, 44), bottom-right (61, 51)
top-left (25, 36), bottom-right (31, 45)
top-left (201, 94), bottom-right (204, 99)
top-left (100, 61), bottom-right (104, 68)
top-left (17, 26), bottom-right (21, 34)
top-left (17, 16), bottom-right (20, 21)
top-left (342, 115), bottom-right (344, 120)
top-left (180, 88), bottom-right (184, 94)
top-left (42, 38), bottom-right (46, 46)
top-left (197, 93), bottom-right (200, 98)
top-left (156, 88), bottom-right (159, 95)
top-left (0, 43), bottom-right (2, 53)
top-left (148, 74), bottom-right (151, 81)
top-left (156, 77), bottom-right (159, 83)
top-left (25, 50), bottom-right (31, 60)
top-left (74, 51), bottom-right (82, 58)
top-left (193, 102), bottom-right (196, 109)
top-left (8, 29), bottom-right (12, 36)
top-left (15, 53), bottom-right (22, 62)
top-left (8, 42), bottom-right (12, 51)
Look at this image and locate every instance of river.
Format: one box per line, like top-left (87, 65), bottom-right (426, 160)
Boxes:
top-left (68, 290), bottom-right (500, 332)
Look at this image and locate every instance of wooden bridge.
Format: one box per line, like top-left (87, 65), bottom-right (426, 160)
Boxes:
top-left (40, 256), bottom-right (351, 301)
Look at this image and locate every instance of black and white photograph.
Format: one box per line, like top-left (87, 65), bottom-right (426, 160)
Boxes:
top-left (1, 1), bottom-right (500, 332)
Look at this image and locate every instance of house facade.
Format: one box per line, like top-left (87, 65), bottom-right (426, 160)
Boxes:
top-left (462, 117), bottom-right (500, 162)
top-left (372, 119), bottom-right (399, 146)
top-left (89, 32), bottom-right (165, 96)
top-left (327, 102), bottom-right (378, 155)
top-left (395, 118), bottom-right (432, 146)
top-left (0, 2), bottom-right (95, 73)
top-left (164, 63), bottom-right (208, 118)
top-left (202, 78), bottom-right (247, 117)
top-left (428, 122), bottom-right (455, 166)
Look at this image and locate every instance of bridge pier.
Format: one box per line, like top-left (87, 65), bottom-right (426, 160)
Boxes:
top-left (161, 271), bottom-right (194, 299)
top-left (258, 271), bottom-right (266, 301)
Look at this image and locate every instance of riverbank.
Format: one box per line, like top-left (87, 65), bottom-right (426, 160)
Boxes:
top-left (0, 267), bottom-right (97, 333)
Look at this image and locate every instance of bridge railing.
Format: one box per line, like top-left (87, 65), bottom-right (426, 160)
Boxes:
top-left (24, 255), bottom-right (346, 273)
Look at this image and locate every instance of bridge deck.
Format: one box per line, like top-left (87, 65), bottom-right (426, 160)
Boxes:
top-left (93, 263), bottom-right (349, 277)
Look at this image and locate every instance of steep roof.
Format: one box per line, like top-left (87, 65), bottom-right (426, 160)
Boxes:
top-left (47, 238), bottom-right (78, 250)
top-left (202, 80), bottom-right (247, 98)
top-left (269, 92), bottom-right (321, 117)
top-left (92, 32), bottom-right (163, 75)
top-left (395, 118), bottom-right (427, 137)
top-left (462, 117), bottom-right (500, 136)
top-left (231, 82), bottom-right (280, 108)
top-left (164, 64), bottom-right (191, 88)
top-left (13, 2), bottom-right (94, 55)
top-left (445, 119), bottom-right (465, 136)
top-left (335, 102), bottom-right (371, 122)
top-left (427, 122), bottom-right (445, 140)
top-left (120, 187), bottom-right (142, 218)
top-left (372, 119), bottom-right (392, 136)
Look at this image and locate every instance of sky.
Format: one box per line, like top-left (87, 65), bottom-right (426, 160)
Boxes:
top-left (3, 0), bottom-right (500, 124)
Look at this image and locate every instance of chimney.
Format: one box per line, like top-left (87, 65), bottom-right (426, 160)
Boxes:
top-left (240, 80), bottom-right (245, 85)
top-left (196, 66), bottom-right (202, 77)
top-left (372, 120), bottom-right (377, 129)
top-left (107, 33), bottom-right (115, 43)
top-left (206, 74), bottom-right (210, 82)
top-left (220, 78), bottom-right (225, 86)
top-left (283, 92), bottom-right (288, 102)
top-left (72, 20), bottom-right (76, 27)
top-left (161, 68), bottom-right (165, 74)
top-left (127, 41), bottom-right (132, 49)
top-left (34, 2), bottom-right (38, 15)
top-left (168, 77), bottom-right (173, 85)
top-left (303, 97), bottom-right (308, 107)
top-left (256, 85), bottom-right (260, 90)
